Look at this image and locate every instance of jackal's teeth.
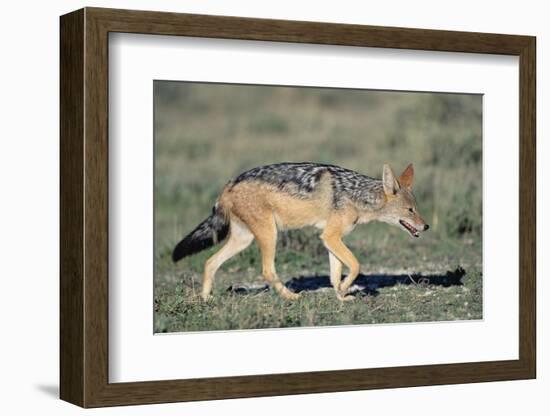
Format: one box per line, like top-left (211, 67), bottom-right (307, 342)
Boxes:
top-left (399, 219), bottom-right (419, 237)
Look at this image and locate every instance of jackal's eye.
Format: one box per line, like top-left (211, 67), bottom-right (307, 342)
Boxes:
top-left (408, 207), bottom-right (414, 213)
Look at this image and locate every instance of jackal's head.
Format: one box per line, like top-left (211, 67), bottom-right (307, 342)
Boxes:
top-left (378, 163), bottom-right (429, 238)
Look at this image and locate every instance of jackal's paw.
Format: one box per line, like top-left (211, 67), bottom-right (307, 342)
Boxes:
top-left (280, 287), bottom-right (301, 301)
top-left (200, 293), bottom-right (213, 302)
top-left (336, 292), bottom-right (356, 302)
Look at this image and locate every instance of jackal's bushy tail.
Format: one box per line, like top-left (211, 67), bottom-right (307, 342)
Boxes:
top-left (171, 205), bottom-right (229, 262)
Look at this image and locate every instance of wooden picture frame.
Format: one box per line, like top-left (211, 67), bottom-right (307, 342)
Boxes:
top-left (60, 7), bottom-right (536, 408)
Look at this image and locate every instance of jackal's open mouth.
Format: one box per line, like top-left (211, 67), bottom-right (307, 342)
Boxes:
top-left (400, 220), bottom-right (420, 238)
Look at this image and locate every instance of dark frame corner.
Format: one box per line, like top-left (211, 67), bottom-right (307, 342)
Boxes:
top-left (60, 7), bottom-right (536, 408)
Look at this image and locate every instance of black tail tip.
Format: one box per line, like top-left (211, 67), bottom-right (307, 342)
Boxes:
top-left (171, 251), bottom-right (179, 263)
top-left (171, 235), bottom-right (214, 263)
top-left (171, 243), bottom-right (185, 263)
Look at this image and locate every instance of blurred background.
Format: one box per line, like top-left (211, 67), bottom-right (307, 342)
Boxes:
top-left (154, 81), bottom-right (482, 332)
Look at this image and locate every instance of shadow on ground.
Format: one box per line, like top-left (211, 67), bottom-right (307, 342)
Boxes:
top-left (228, 267), bottom-right (466, 297)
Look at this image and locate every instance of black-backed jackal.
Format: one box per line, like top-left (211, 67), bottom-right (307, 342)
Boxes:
top-left (172, 162), bottom-right (429, 301)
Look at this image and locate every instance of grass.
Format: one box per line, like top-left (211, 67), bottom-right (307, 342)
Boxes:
top-left (155, 232), bottom-right (482, 332)
top-left (153, 82), bottom-right (483, 333)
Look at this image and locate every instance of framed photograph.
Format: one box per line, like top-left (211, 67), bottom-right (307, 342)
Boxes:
top-left (60, 7), bottom-right (536, 408)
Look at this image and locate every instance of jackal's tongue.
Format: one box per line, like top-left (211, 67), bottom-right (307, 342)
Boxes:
top-left (400, 220), bottom-right (420, 238)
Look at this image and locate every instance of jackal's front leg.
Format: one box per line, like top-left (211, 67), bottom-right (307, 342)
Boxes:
top-left (328, 252), bottom-right (353, 301)
top-left (321, 231), bottom-right (360, 301)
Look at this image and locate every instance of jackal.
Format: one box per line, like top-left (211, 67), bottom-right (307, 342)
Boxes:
top-left (172, 162), bottom-right (429, 301)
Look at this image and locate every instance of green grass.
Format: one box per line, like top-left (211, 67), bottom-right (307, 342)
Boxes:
top-left (153, 82), bottom-right (483, 333)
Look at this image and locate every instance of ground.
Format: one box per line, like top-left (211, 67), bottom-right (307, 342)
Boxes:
top-left (154, 224), bottom-right (482, 332)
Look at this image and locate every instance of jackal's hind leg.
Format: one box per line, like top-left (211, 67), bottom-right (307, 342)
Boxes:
top-left (202, 219), bottom-right (253, 301)
top-left (328, 251), bottom-right (342, 292)
top-left (253, 218), bottom-right (300, 301)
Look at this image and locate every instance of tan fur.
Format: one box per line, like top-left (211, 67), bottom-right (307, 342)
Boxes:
top-left (219, 171), bottom-right (334, 230)
top-left (200, 164), bottom-right (428, 301)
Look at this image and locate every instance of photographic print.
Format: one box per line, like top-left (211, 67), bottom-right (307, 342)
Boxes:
top-left (60, 9), bottom-right (535, 406)
top-left (154, 81), bottom-right (482, 333)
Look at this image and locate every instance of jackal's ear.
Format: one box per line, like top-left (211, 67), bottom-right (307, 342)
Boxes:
top-left (382, 164), bottom-right (400, 195)
top-left (398, 163), bottom-right (414, 190)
